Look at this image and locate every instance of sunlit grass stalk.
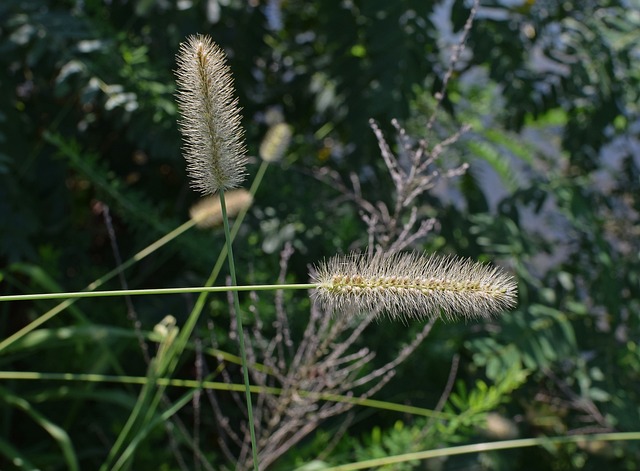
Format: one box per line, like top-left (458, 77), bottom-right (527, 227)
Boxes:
top-left (0, 371), bottom-right (451, 420)
top-left (0, 284), bottom-right (314, 302)
top-left (219, 190), bottom-right (259, 470)
top-left (110, 385), bottom-right (199, 471)
top-left (161, 160), bottom-right (270, 384)
top-left (154, 163), bottom-right (268, 470)
top-left (4, 245), bottom-right (513, 468)
top-left (318, 432), bottom-right (640, 471)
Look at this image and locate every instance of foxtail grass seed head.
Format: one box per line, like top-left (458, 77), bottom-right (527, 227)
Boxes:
top-left (311, 251), bottom-right (517, 321)
top-left (175, 34), bottom-right (247, 194)
top-left (259, 122), bottom-right (292, 162)
top-left (189, 189), bottom-right (253, 229)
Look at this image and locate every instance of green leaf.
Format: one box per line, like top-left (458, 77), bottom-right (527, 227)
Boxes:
top-left (0, 387), bottom-right (79, 471)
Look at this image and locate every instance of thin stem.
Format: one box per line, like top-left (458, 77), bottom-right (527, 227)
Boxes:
top-left (219, 189), bottom-right (259, 471)
top-left (321, 432), bottom-right (640, 471)
top-left (157, 161), bottom-right (270, 397)
top-left (0, 371), bottom-right (451, 420)
top-left (0, 284), bottom-right (316, 303)
top-left (202, 160), bottom-right (270, 299)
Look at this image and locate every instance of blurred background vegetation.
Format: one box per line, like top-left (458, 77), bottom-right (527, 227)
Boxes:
top-left (1, 0), bottom-right (639, 469)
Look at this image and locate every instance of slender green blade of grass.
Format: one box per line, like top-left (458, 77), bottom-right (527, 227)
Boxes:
top-left (219, 189), bottom-right (259, 471)
top-left (110, 386), bottom-right (199, 471)
top-left (99, 376), bottom-right (156, 471)
top-left (100, 322), bottom-right (179, 471)
top-left (0, 437), bottom-right (38, 470)
top-left (0, 387), bottom-right (80, 471)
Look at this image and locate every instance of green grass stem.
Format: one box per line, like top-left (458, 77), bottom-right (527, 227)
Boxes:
top-left (0, 387), bottom-right (79, 471)
top-left (219, 189), bottom-right (259, 471)
top-left (0, 283), bottom-right (316, 303)
top-left (111, 385), bottom-right (199, 471)
top-left (317, 432), bottom-right (640, 470)
top-left (0, 371), bottom-right (451, 420)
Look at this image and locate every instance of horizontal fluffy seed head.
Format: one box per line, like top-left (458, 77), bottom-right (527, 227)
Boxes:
top-left (189, 189), bottom-right (253, 229)
top-left (175, 34), bottom-right (247, 194)
top-left (311, 251), bottom-right (517, 321)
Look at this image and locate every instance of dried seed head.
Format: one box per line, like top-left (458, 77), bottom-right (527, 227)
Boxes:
top-left (189, 189), bottom-right (253, 229)
top-left (259, 122), bottom-right (292, 162)
top-left (311, 251), bottom-right (517, 321)
top-left (175, 34), bottom-right (247, 194)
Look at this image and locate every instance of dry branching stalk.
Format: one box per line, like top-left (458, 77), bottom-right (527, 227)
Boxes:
top-left (317, 118), bottom-right (470, 255)
top-left (315, 0), bottom-right (480, 254)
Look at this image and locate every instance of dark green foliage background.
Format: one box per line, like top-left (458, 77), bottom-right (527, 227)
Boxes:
top-left (1, 0), bottom-right (639, 469)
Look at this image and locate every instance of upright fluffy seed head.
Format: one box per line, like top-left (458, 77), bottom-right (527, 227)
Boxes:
top-left (311, 251), bottom-right (517, 321)
top-left (175, 34), bottom-right (247, 194)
